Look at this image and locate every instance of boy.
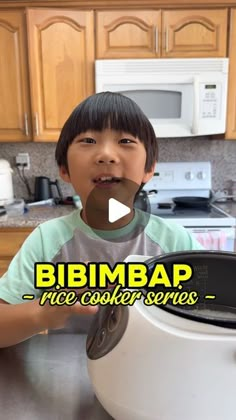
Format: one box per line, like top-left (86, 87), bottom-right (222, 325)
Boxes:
top-left (0, 92), bottom-right (203, 348)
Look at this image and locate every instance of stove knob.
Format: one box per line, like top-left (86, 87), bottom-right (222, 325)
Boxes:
top-left (185, 171), bottom-right (194, 180)
top-left (197, 171), bottom-right (206, 180)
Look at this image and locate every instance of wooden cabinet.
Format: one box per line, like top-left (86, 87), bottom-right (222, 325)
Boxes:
top-left (0, 259), bottom-right (10, 278)
top-left (162, 9), bottom-right (227, 58)
top-left (96, 8), bottom-right (228, 59)
top-left (0, 8), bottom-right (94, 142)
top-left (27, 9), bottom-right (94, 141)
top-left (0, 6), bottom-right (230, 141)
top-left (0, 226), bottom-right (48, 333)
top-left (0, 11), bottom-right (31, 142)
top-left (226, 9), bottom-right (236, 140)
top-left (96, 10), bottom-right (161, 58)
top-left (0, 228), bottom-right (33, 277)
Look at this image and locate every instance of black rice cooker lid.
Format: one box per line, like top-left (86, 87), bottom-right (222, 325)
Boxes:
top-left (145, 251), bottom-right (236, 329)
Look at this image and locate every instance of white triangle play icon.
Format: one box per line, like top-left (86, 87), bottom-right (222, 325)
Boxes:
top-left (108, 198), bottom-right (131, 223)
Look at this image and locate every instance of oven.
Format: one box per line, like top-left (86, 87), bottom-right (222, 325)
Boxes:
top-left (187, 227), bottom-right (235, 252)
top-left (143, 162), bottom-right (235, 252)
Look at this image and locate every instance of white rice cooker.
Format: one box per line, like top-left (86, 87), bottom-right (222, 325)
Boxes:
top-left (87, 251), bottom-right (236, 420)
top-left (0, 159), bottom-right (14, 206)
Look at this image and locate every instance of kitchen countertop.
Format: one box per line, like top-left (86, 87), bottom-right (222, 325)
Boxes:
top-left (0, 205), bottom-right (74, 228)
top-left (0, 333), bottom-right (112, 420)
top-left (0, 201), bottom-right (236, 229)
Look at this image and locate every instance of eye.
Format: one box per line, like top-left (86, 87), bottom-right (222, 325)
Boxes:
top-left (119, 138), bottom-right (136, 144)
top-left (79, 137), bottom-right (96, 144)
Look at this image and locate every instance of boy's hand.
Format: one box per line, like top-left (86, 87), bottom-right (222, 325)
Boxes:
top-left (35, 298), bottom-right (98, 330)
top-left (35, 260), bottom-right (99, 330)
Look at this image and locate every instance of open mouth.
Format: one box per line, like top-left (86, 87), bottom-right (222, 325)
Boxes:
top-left (93, 176), bottom-right (121, 185)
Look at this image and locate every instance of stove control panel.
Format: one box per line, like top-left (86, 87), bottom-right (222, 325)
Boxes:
top-left (185, 171), bottom-right (194, 180)
top-left (144, 162), bottom-right (211, 192)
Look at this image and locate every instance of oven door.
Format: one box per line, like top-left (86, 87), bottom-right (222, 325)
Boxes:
top-left (187, 227), bottom-right (235, 252)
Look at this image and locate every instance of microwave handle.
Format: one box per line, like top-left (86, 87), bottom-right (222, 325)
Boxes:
top-left (191, 76), bottom-right (200, 135)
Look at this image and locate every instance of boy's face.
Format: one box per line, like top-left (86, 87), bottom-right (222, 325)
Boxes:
top-left (60, 128), bottom-right (155, 209)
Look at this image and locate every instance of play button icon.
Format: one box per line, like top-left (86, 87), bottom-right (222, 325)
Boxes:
top-left (84, 177), bottom-right (151, 242)
top-left (108, 198), bottom-right (131, 223)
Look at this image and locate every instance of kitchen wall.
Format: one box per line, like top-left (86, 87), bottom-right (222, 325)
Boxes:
top-left (0, 137), bottom-right (236, 201)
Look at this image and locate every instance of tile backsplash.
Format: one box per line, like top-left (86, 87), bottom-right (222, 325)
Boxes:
top-left (0, 137), bottom-right (236, 201)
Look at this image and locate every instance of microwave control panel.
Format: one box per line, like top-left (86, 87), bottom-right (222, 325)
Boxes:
top-left (199, 83), bottom-right (221, 119)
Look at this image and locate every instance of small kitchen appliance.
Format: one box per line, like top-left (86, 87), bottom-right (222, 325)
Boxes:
top-left (0, 159), bottom-right (14, 206)
top-left (34, 176), bottom-right (62, 202)
top-left (141, 161), bottom-right (235, 251)
top-left (87, 251), bottom-right (236, 420)
top-left (96, 58), bottom-right (229, 137)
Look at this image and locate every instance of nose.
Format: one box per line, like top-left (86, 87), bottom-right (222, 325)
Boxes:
top-left (95, 145), bottom-right (120, 165)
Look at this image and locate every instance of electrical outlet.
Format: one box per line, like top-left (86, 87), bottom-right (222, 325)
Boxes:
top-left (16, 153), bottom-right (30, 170)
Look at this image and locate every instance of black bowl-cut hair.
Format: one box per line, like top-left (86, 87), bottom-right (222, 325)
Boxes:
top-left (55, 91), bottom-right (158, 173)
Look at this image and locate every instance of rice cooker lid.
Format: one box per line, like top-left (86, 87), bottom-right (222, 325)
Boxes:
top-left (145, 251), bottom-right (236, 329)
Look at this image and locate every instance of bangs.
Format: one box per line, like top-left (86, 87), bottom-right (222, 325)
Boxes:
top-left (69, 92), bottom-right (149, 140)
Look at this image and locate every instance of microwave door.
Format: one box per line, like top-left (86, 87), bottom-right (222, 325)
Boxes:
top-left (105, 84), bottom-right (193, 137)
top-left (118, 88), bottom-right (182, 118)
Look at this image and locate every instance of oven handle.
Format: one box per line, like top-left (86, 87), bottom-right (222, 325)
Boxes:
top-left (187, 227), bottom-right (235, 251)
top-left (189, 228), bottom-right (234, 236)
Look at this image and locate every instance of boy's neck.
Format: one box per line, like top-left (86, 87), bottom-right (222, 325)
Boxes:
top-left (80, 208), bottom-right (135, 230)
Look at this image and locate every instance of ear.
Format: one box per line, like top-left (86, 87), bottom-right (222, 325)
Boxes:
top-left (59, 166), bottom-right (71, 183)
top-left (142, 163), bottom-right (156, 184)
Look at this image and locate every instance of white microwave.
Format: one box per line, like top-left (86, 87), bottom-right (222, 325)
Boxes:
top-left (95, 58), bottom-right (229, 138)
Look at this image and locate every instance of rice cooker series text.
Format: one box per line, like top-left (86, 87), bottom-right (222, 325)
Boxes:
top-left (21, 262), bottom-right (216, 306)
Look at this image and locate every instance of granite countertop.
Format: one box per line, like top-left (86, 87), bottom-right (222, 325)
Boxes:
top-left (0, 205), bottom-right (75, 228)
top-left (0, 201), bottom-right (236, 229)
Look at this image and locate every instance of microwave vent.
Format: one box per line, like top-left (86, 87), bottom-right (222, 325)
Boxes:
top-left (96, 58), bottom-right (228, 75)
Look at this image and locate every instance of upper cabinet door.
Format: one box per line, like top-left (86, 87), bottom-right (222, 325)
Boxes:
top-left (96, 10), bottom-right (161, 58)
top-left (226, 9), bottom-right (236, 140)
top-left (0, 11), bottom-right (31, 142)
top-left (162, 9), bottom-right (228, 58)
top-left (27, 9), bottom-right (94, 141)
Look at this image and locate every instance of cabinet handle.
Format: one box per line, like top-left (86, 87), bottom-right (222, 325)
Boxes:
top-left (34, 113), bottom-right (39, 136)
top-left (165, 28), bottom-right (169, 53)
top-left (24, 113), bottom-right (29, 136)
top-left (154, 27), bottom-right (159, 54)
